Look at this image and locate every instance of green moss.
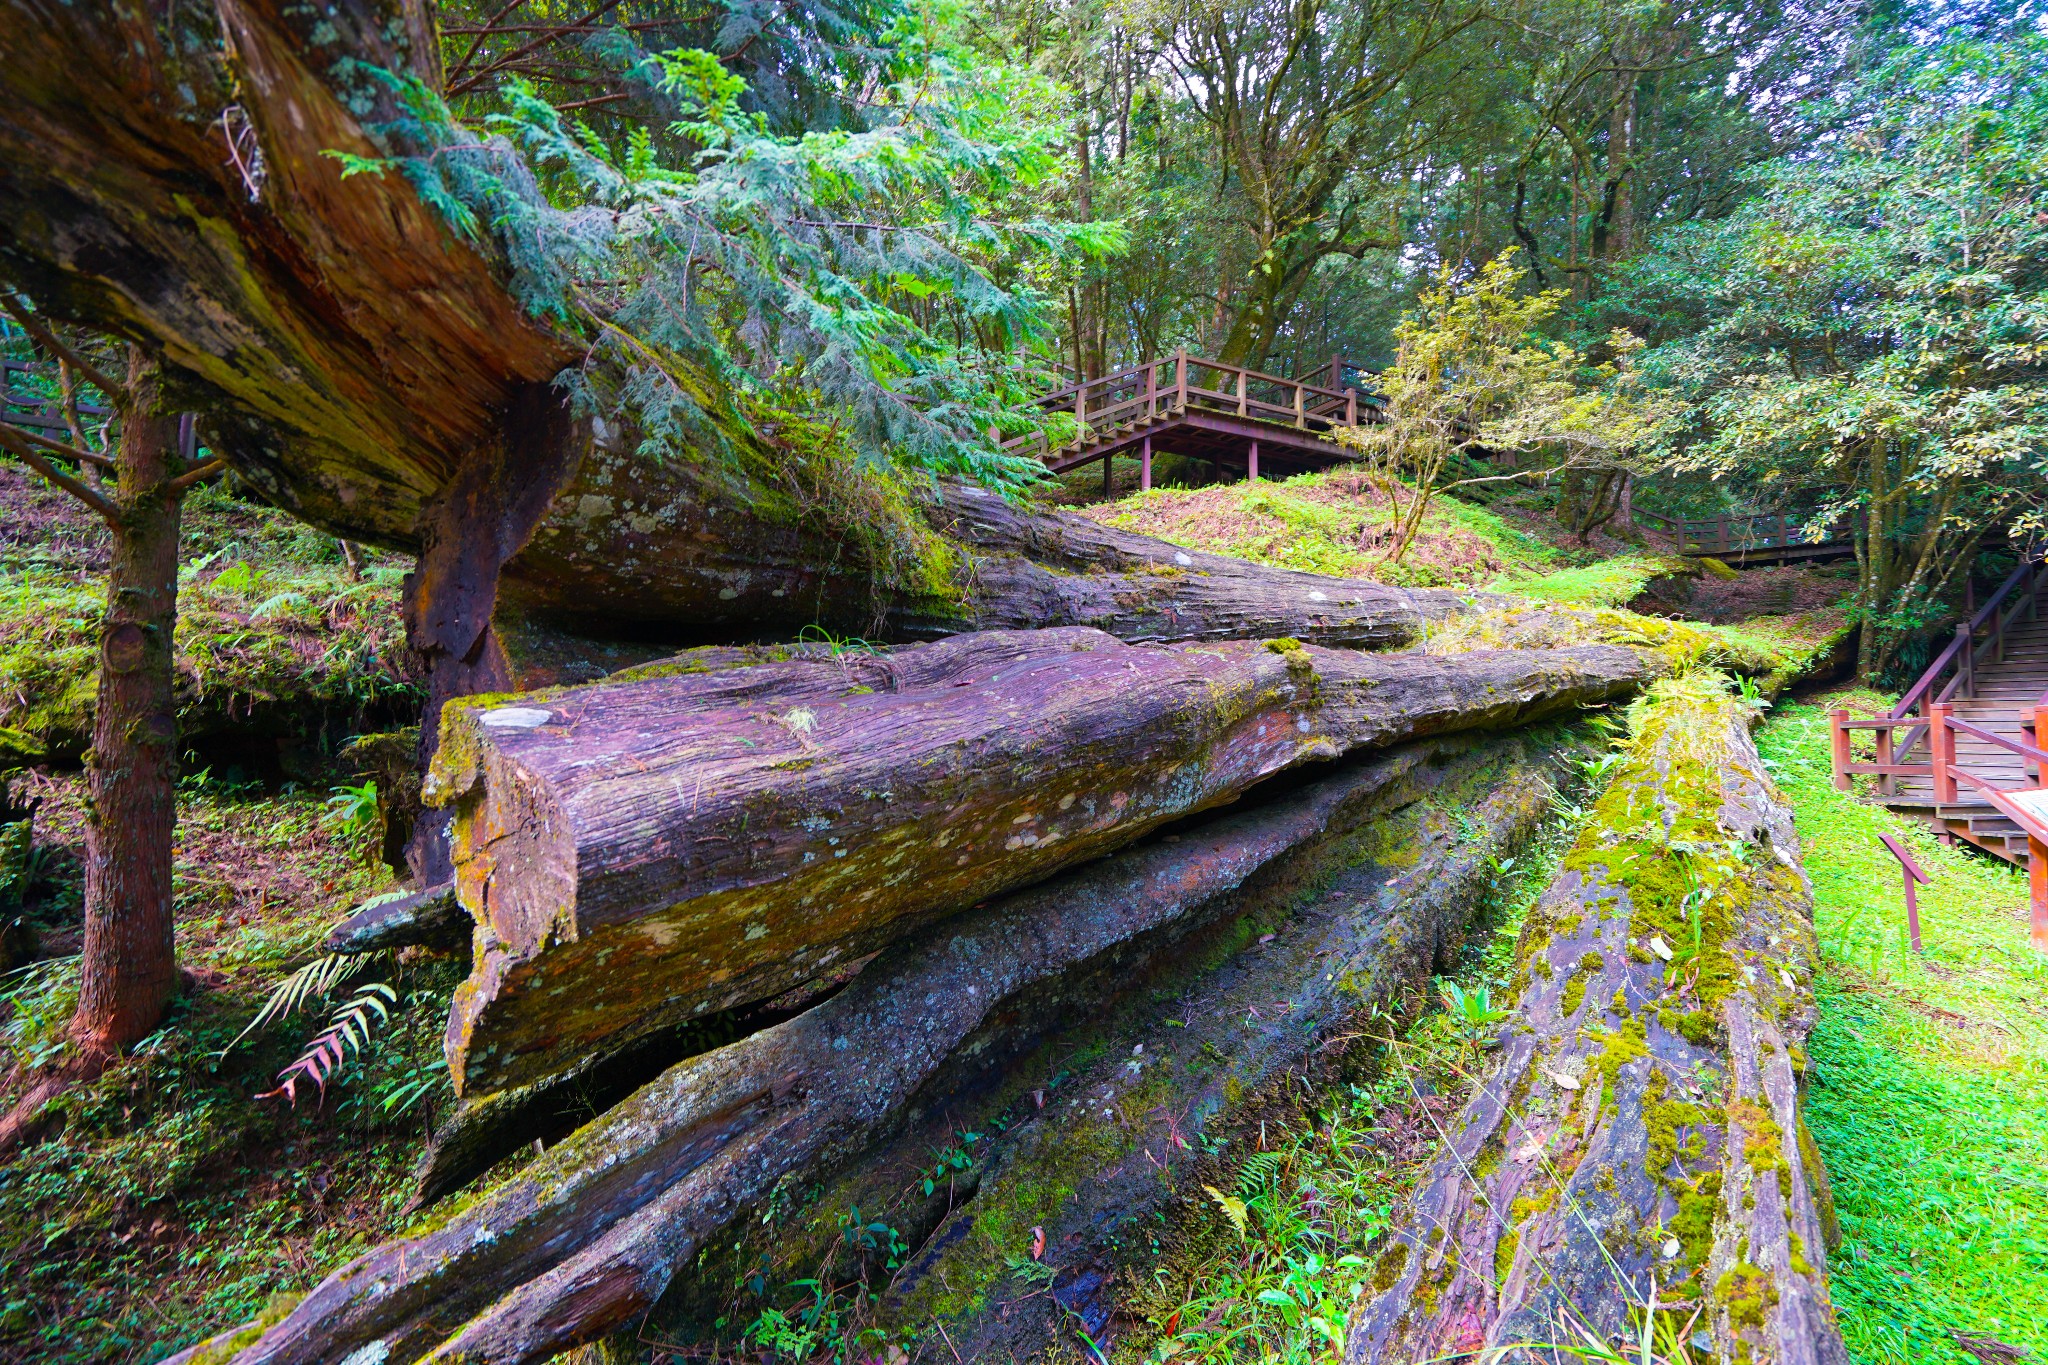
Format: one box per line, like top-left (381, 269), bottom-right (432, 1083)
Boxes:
top-left (1670, 1171), bottom-right (1723, 1271)
top-left (179, 1293), bottom-right (302, 1365)
top-left (1716, 1261), bottom-right (1779, 1330)
top-left (1658, 1007), bottom-right (1718, 1046)
top-left (1732, 1098), bottom-right (1788, 1179)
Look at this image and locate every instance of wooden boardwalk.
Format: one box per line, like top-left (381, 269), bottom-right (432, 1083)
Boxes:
top-left (1831, 555), bottom-right (2048, 947)
top-left (999, 352), bottom-right (1380, 489)
top-left (1636, 508), bottom-right (1855, 564)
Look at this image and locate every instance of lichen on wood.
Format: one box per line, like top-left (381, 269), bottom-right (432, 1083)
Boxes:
top-left (166, 728), bottom-right (1569, 1365)
top-left (1346, 676), bottom-right (1847, 1365)
top-left (424, 627), bottom-right (1659, 1100)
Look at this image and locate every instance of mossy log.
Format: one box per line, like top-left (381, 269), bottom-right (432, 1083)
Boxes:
top-left (426, 628), bottom-right (1657, 1100)
top-left (655, 725), bottom-right (1592, 1362)
top-left (1347, 682), bottom-right (1847, 1364)
top-left (166, 726), bottom-right (1568, 1365)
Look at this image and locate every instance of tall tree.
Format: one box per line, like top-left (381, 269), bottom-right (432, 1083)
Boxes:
top-left (0, 321), bottom-right (223, 1120)
top-left (1627, 35), bottom-right (2048, 677)
top-left (1164, 0), bottom-right (1487, 368)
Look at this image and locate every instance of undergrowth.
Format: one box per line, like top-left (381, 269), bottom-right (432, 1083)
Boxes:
top-left (1758, 696), bottom-right (2048, 1364)
top-left (0, 776), bottom-right (448, 1365)
top-left (0, 477), bottom-right (420, 766)
top-left (1130, 790), bottom-right (1588, 1363)
top-left (1068, 468), bottom-right (1559, 589)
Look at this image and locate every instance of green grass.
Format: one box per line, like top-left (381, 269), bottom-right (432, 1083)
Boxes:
top-left (1489, 553), bottom-right (1690, 608)
top-left (1071, 470), bottom-right (1565, 589)
top-left (1757, 699), bottom-right (2048, 1363)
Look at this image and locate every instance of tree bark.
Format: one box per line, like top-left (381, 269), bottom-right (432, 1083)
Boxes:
top-left (1347, 684), bottom-right (1847, 1365)
top-left (427, 629), bottom-right (1659, 1101)
top-left (165, 725), bottom-right (1571, 1365)
top-left (72, 349), bottom-right (184, 1059)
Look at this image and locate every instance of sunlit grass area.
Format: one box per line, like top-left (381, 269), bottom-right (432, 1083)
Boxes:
top-left (1759, 697), bottom-right (2048, 1364)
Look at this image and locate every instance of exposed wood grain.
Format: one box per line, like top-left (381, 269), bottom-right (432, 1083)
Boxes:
top-left (167, 732), bottom-right (1533, 1365)
top-left (427, 629), bottom-right (1660, 1100)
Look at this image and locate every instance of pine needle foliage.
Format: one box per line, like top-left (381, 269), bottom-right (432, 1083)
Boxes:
top-left (341, 16), bottom-right (1124, 492)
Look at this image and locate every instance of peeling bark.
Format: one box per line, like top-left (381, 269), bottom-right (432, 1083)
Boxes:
top-left (1347, 685), bottom-right (1847, 1365)
top-left (168, 730), bottom-right (1556, 1365)
top-left (426, 629), bottom-right (1657, 1100)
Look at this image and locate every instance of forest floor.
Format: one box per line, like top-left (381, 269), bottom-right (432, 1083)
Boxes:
top-left (0, 472), bottom-right (444, 1365)
top-left (2, 464), bottom-right (2002, 1365)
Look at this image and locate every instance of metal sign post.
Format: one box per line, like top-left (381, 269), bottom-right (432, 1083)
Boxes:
top-left (1878, 833), bottom-right (1931, 953)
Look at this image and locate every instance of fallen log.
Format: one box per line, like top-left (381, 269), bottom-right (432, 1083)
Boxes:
top-left (323, 883), bottom-right (465, 956)
top-left (644, 723), bottom-right (1595, 1362)
top-left (1346, 677), bottom-right (1847, 1364)
top-left (428, 628), bottom-right (1657, 1099)
top-left (168, 729), bottom-right (1543, 1365)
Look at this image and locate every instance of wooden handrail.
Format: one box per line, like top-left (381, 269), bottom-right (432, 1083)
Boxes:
top-left (1893, 551), bottom-right (2046, 723)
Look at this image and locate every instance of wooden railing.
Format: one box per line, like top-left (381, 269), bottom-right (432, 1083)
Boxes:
top-left (994, 350), bottom-right (1381, 464)
top-left (1827, 552), bottom-right (2048, 791)
top-left (1635, 508), bottom-right (1854, 557)
top-left (1831, 697), bottom-right (2048, 949)
top-left (2, 358), bottom-right (111, 437)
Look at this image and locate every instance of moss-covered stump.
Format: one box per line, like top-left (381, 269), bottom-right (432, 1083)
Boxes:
top-left (645, 724), bottom-right (1591, 1363)
top-left (167, 727), bottom-right (1570, 1365)
top-left (1346, 678), bottom-right (1847, 1365)
top-left (427, 628), bottom-right (1657, 1101)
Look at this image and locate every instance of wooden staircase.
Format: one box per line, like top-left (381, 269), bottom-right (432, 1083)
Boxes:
top-left (1885, 631), bottom-right (2048, 864)
top-left (1831, 556), bottom-right (2048, 948)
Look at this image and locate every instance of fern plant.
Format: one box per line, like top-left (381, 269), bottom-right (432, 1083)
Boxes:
top-left (258, 982), bottom-right (397, 1108)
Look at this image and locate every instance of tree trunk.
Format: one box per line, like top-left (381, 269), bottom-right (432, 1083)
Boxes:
top-left (428, 629), bottom-right (1658, 1101)
top-left (71, 348), bottom-right (183, 1059)
top-left (164, 724), bottom-right (1578, 1365)
top-left (1347, 682), bottom-right (1847, 1365)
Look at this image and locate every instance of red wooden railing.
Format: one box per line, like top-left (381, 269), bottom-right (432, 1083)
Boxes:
top-left (1830, 552), bottom-right (2048, 791)
top-left (993, 350), bottom-right (1382, 465)
top-left (1827, 550), bottom-right (2048, 949)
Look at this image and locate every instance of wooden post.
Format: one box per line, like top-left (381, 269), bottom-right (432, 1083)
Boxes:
top-left (1829, 709), bottom-right (1853, 792)
top-left (1144, 358), bottom-right (1157, 420)
top-left (2031, 834), bottom-right (2048, 951)
top-left (1879, 833), bottom-right (1930, 954)
top-left (1247, 441), bottom-right (1259, 481)
top-left (1345, 388), bottom-right (1357, 425)
top-left (1329, 354), bottom-right (1340, 389)
top-left (1139, 435), bottom-right (1151, 492)
top-left (1931, 701), bottom-right (1957, 805)
top-left (1174, 349), bottom-right (1187, 409)
top-left (1876, 722), bottom-right (1894, 796)
top-left (1236, 368), bottom-right (1247, 416)
top-left (1958, 623), bottom-right (1974, 696)
top-left (2035, 704), bottom-right (2048, 787)
top-left (1294, 381), bottom-right (1305, 429)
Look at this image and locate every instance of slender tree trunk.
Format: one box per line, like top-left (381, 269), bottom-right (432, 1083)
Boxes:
top-left (1859, 437), bottom-right (1890, 679)
top-left (72, 348), bottom-right (182, 1059)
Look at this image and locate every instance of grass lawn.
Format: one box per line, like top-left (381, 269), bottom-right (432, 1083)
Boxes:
top-left (1758, 696), bottom-right (2048, 1364)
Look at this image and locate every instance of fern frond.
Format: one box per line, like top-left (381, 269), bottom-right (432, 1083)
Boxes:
top-left (221, 950), bottom-right (388, 1055)
top-left (259, 982), bottom-right (398, 1108)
